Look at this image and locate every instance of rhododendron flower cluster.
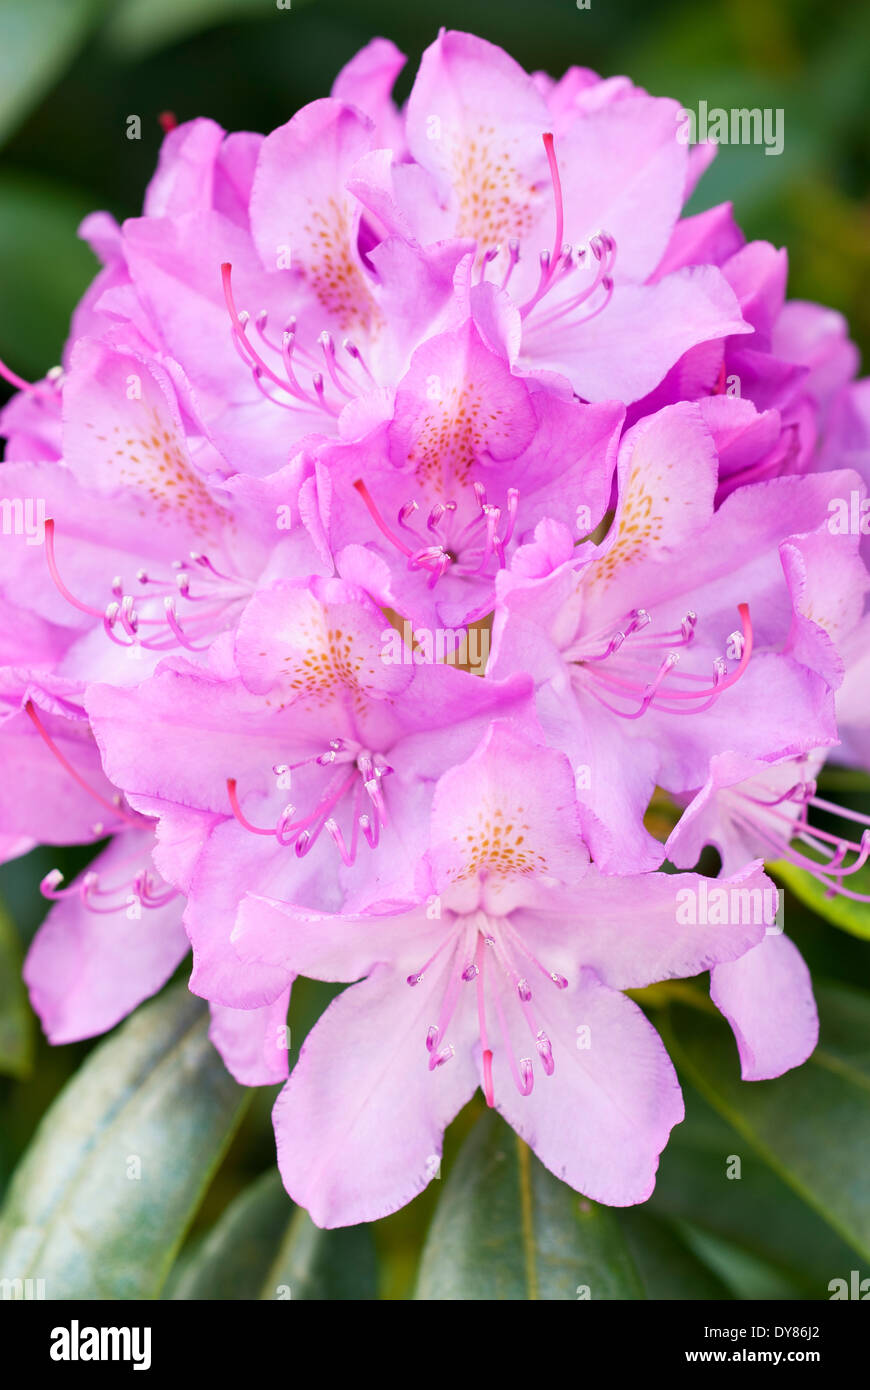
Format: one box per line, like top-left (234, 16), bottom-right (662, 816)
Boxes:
top-left (2, 31), bottom-right (869, 1229)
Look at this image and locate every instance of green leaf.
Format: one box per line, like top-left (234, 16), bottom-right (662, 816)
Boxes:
top-left (415, 1110), bottom-right (645, 1300)
top-left (0, 0), bottom-right (106, 147)
top-left (0, 900), bottom-right (34, 1079)
top-left (171, 1169), bottom-right (293, 1299)
top-left (0, 984), bottom-right (248, 1298)
top-left (0, 172), bottom-right (98, 380)
top-left (770, 858), bottom-right (870, 940)
top-left (647, 1090), bottom-right (856, 1297)
top-left (616, 1209), bottom-right (733, 1299)
top-left (261, 1207), bottom-right (378, 1301)
top-left (676, 1223), bottom-right (807, 1300)
top-left (662, 980), bottom-right (870, 1264)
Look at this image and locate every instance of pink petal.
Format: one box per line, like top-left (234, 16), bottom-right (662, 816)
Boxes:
top-left (710, 933), bottom-right (818, 1080)
top-left (24, 832), bottom-right (188, 1043)
top-left (493, 969), bottom-right (684, 1205)
top-left (208, 988), bottom-right (293, 1086)
top-left (272, 963), bottom-right (478, 1227)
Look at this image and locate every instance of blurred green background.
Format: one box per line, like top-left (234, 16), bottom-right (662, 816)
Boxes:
top-left (1, 0), bottom-right (869, 1301)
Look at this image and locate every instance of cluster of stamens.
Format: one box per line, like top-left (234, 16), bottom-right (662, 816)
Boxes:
top-left (226, 738), bottom-right (392, 866)
top-left (480, 133), bottom-right (618, 340)
top-left (406, 911), bottom-right (568, 1102)
top-left (40, 863), bottom-right (177, 912)
top-left (220, 263), bottom-right (375, 420)
top-left (353, 477), bottom-right (519, 594)
top-left (564, 603), bottom-right (753, 719)
top-left (43, 519), bottom-right (248, 653)
top-left (731, 770), bottom-right (870, 902)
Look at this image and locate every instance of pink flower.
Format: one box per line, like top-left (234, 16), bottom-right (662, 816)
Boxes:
top-left (345, 30), bottom-right (751, 405)
top-left (236, 725), bottom-right (775, 1226)
top-left (1, 27), bottom-right (868, 1231)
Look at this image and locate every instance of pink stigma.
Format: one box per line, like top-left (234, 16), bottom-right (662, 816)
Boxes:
top-left (24, 699), bottom-right (143, 830)
top-left (482, 1050), bottom-right (495, 1108)
top-left (542, 133), bottom-right (564, 287)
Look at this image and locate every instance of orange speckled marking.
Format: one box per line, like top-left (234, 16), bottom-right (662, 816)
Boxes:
top-left (87, 408), bottom-right (226, 540)
top-left (588, 464), bottom-right (675, 589)
top-left (301, 197), bottom-right (382, 335)
top-left (407, 380), bottom-right (511, 496)
top-left (280, 607), bottom-right (383, 705)
top-left (452, 804), bottom-right (548, 880)
top-left (451, 128), bottom-right (539, 248)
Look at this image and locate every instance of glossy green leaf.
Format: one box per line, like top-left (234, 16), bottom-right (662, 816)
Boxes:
top-left (171, 1170), bottom-right (293, 1299)
top-left (261, 1207), bottom-right (378, 1301)
top-left (415, 1110), bottom-right (644, 1300)
top-left (647, 1085), bottom-right (858, 1297)
top-left (676, 1223), bottom-right (807, 1300)
top-left (616, 1209), bottom-right (733, 1300)
top-left (770, 858), bottom-right (870, 940)
top-left (662, 981), bottom-right (870, 1263)
top-left (0, 0), bottom-right (105, 146)
top-left (0, 984), bottom-right (248, 1298)
top-left (0, 901), bottom-right (34, 1079)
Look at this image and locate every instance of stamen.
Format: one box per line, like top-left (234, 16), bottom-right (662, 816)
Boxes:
top-left (476, 935), bottom-right (495, 1107)
top-left (319, 331), bottom-right (354, 398)
top-left (227, 748), bottom-right (389, 864)
top-left (504, 919), bottom-right (569, 990)
top-left (163, 596), bottom-right (211, 651)
top-left (575, 604), bottom-right (753, 719)
top-left (44, 520), bottom-right (104, 617)
top-left (24, 700), bottom-right (142, 828)
top-left (536, 1030), bottom-right (555, 1076)
top-left (491, 978), bottom-right (534, 1096)
top-left (353, 480), bottom-right (415, 558)
top-left (343, 338), bottom-right (376, 382)
top-left (426, 940), bottom-right (468, 1072)
top-left (500, 239), bottom-right (520, 291)
top-left (477, 245), bottom-right (500, 284)
top-left (407, 932), bottom-right (455, 987)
